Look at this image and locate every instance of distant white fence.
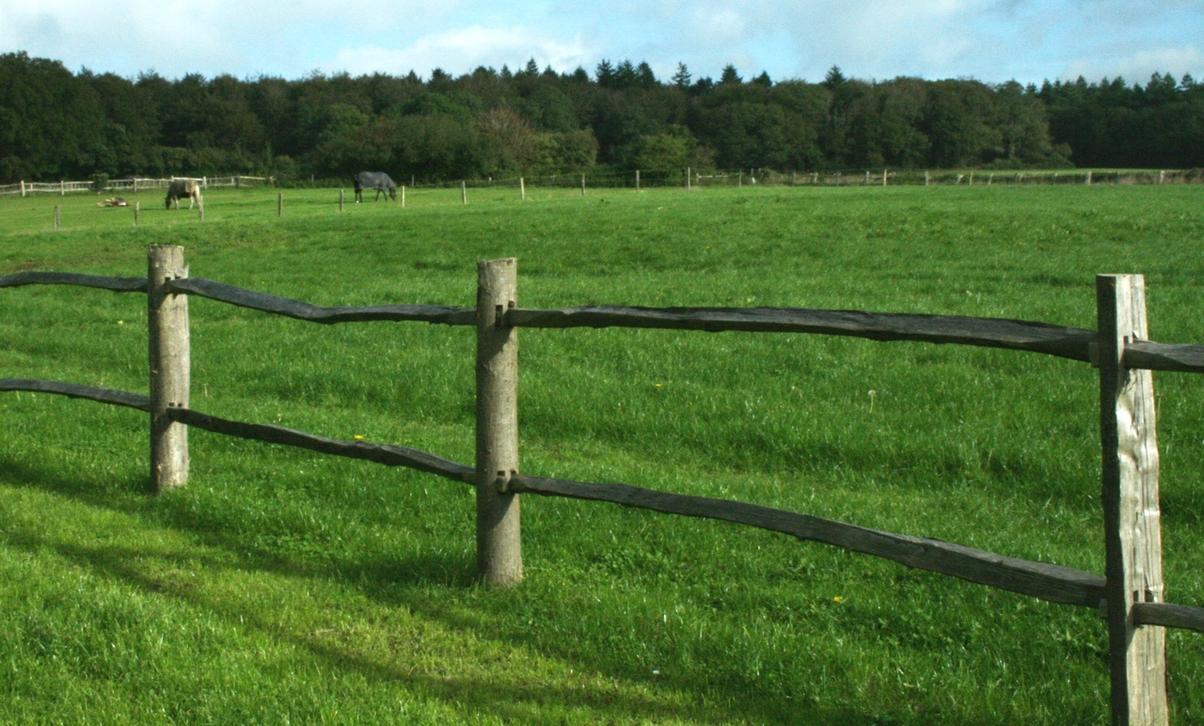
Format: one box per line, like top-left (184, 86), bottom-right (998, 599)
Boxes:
top-left (0, 175), bottom-right (273, 197)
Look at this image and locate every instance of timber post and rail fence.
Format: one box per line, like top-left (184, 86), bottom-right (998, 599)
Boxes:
top-left (0, 169), bottom-right (1199, 199)
top-left (2, 246), bottom-right (1203, 724)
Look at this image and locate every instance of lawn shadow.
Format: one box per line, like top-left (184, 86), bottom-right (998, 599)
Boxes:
top-left (0, 454), bottom-right (884, 724)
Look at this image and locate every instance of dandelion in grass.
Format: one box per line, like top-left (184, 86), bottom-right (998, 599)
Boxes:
top-left (832, 595), bottom-right (845, 604)
top-left (353, 434), bottom-right (366, 441)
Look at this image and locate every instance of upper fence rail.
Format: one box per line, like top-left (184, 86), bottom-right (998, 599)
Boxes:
top-left (3, 271), bottom-right (1200, 374)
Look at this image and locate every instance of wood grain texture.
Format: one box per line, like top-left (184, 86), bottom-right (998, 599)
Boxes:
top-left (0, 271), bottom-right (147, 293)
top-left (148, 245), bottom-right (190, 492)
top-left (0, 378), bottom-right (149, 410)
top-left (167, 407), bottom-right (475, 484)
top-left (1097, 274), bottom-right (1168, 726)
top-left (1131, 602), bottom-right (1204, 634)
top-left (1124, 340), bottom-right (1204, 374)
top-left (510, 473), bottom-right (1106, 608)
top-left (474, 258), bottom-right (523, 586)
top-left (507, 306), bottom-right (1097, 362)
top-left (165, 277), bottom-right (474, 326)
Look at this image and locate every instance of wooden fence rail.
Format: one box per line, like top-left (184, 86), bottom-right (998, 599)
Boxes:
top-left (2, 248), bottom-right (1202, 724)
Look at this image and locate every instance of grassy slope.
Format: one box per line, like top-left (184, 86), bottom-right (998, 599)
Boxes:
top-left (0, 184), bottom-right (1201, 723)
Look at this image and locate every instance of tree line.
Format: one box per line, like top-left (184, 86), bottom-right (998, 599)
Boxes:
top-left (1, 51), bottom-right (1201, 184)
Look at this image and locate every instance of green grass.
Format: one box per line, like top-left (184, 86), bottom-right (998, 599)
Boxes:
top-left (1, 183), bottom-right (1202, 723)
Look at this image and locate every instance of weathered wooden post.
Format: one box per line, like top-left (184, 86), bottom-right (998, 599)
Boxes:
top-left (60, 180), bottom-right (65, 196)
top-left (475, 258), bottom-right (523, 587)
top-left (738, 170), bottom-right (743, 187)
top-left (635, 170), bottom-right (640, 191)
top-left (277, 191), bottom-right (283, 217)
top-left (882, 169), bottom-right (888, 186)
top-left (686, 166), bottom-right (692, 190)
top-left (520, 177), bottom-right (526, 201)
top-left (1096, 274), bottom-right (1168, 726)
top-left (133, 178), bottom-right (139, 193)
top-left (581, 173), bottom-right (586, 196)
top-left (1086, 171), bottom-right (1093, 186)
top-left (401, 185), bottom-right (407, 208)
top-left (461, 180), bottom-right (468, 205)
top-left (53, 205), bottom-right (60, 230)
top-left (134, 202), bottom-right (140, 227)
top-left (924, 170), bottom-right (930, 186)
top-left (19, 180), bottom-right (26, 197)
top-left (812, 172), bottom-right (818, 184)
top-left (1158, 170), bottom-right (1165, 185)
top-left (148, 245), bottom-right (190, 493)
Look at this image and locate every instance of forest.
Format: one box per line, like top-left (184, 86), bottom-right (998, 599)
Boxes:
top-left (1, 51), bottom-right (1201, 183)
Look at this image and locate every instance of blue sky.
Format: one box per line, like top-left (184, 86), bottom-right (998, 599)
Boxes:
top-left (1, 0), bottom-right (1201, 85)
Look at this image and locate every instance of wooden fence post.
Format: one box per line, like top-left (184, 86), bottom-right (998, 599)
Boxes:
top-left (20, 180), bottom-right (26, 197)
top-left (581, 173), bottom-right (586, 196)
top-left (60, 180), bottom-right (65, 196)
top-left (134, 201), bottom-right (140, 227)
top-left (882, 169), bottom-right (888, 186)
top-left (277, 191), bottom-right (283, 217)
top-left (461, 181), bottom-right (468, 205)
top-left (686, 166), bottom-right (692, 190)
top-left (475, 258), bottom-right (523, 587)
top-left (519, 178), bottom-right (526, 201)
top-left (1097, 274), bottom-right (1168, 726)
top-left (635, 169), bottom-right (640, 190)
top-left (148, 245), bottom-right (190, 493)
top-left (401, 185), bottom-right (407, 208)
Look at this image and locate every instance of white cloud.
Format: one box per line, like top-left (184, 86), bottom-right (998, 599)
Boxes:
top-left (1063, 45), bottom-right (1204, 83)
top-left (0, 0), bottom-right (1199, 83)
top-left (326, 26), bottom-right (593, 77)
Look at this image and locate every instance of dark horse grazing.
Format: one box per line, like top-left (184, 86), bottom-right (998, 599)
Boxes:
top-left (353, 171), bottom-right (397, 202)
top-left (165, 179), bottom-right (202, 210)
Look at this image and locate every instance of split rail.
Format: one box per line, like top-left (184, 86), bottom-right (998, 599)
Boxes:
top-left (2, 247), bottom-right (1203, 724)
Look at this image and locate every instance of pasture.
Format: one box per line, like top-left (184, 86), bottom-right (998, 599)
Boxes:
top-left (0, 183), bottom-right (1201, 723)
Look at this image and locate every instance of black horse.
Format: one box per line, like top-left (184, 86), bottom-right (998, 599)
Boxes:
top-left (353, 171), bottom-right (397, 202)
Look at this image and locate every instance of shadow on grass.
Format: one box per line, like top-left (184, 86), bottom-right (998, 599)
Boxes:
top-left (0, 454), bottom-right (879, 724)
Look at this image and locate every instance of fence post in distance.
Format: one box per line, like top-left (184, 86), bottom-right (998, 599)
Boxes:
top-left (148, 245), bottom-right (190, 493)
top-left (1096, 274), bottom-right (1168, 725)
top-left (475, 258), bottom-right (523, 587)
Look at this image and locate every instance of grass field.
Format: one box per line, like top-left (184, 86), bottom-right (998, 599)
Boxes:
top-left (1, 183), bottom-right (1201, 723)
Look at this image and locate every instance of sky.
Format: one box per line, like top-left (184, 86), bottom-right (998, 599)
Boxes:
top-left (1, 0), bottom-right (1201, 86)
